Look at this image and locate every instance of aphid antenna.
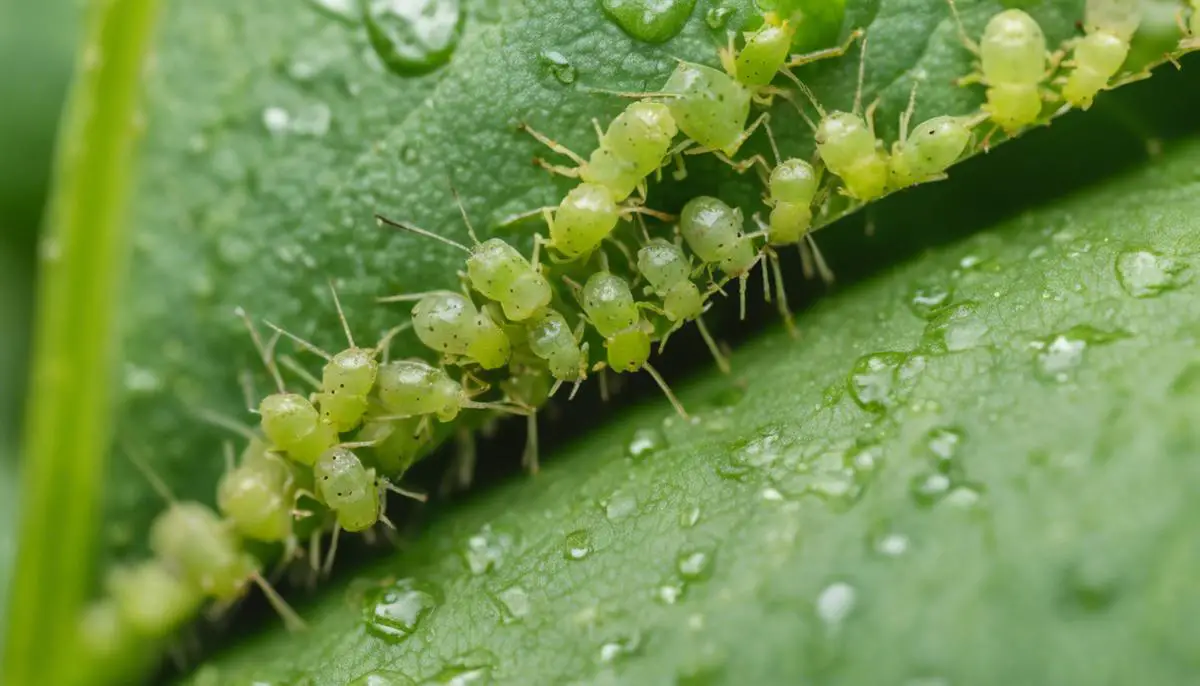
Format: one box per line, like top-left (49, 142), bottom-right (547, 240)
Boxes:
top-left (899, 78), bottom-right (921, 142)
top-left (248, 571), bottom-right (307, 632)
top-left (776, 70), bottom-right (822, 128)
top-left (278, 355), bottom-right (322, 390)
top-left (627, 206), bottom-right (677, 223)
top-left (763, 119), bottom-right (783, 167)
top-left (463, 399), bottom-right (534, 416)
top-left (695, 316), bottom-right (731, 374)
top-left (577, 84), bottom-right (683, 100)
top-left (337, 440), bottom-right (379, 451)
top-left (376, 289), bottom-right (460, 304)
top-left (448, 184), bottom-right (483, 245)
top-left (805, 233), bottom-right (835, 285)
top-left (852, 33), bottom-right (870, 116)
top-left (373, 321), bottom-right (414, 356)
top-left (643, 363), bottom-right (689, 420)
top-left (194, 407), bottom-right (259, 441)
top-left (326, 280), bottom-right (356, 349)
top-left (122, 442), bottom-right (177, 505)
top-left (264, 320), bottom-right (334, 361)
top-left (375, 214), bottom-right (471, 253)
top-left (944, 0), bottom-right (982, 55)
top-left (236, 306), bottom-right (286, 394)
top-left (222, 441), bottom-right (237, 473)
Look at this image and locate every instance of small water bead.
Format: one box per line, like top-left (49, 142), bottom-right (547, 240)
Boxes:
top-left (874, 532), bottom-right (910, 557)
top-left (363, 579), bottom-right (441, 642)
top-left (626, 427), bottom-right (666, 460)
top-left (657, 582), bottom-right (685, 604)
top-left (599, 0), bottom-right (697, 43)
top-left (704, 5), bottom-right (731, 28)
top-left (363, 0), bottom-right (464, 77)
top-left (346, 670), bottom-right (416, 686)
top-left (847, 352), bottom-right (913, 413)
top-left (603, 490), bottom-right (639, 521)
top-left (909, 472), bottom-right (952, 507)
top-left (563, 530), bottom-right (594, 560)
top-left (676, 550), bottom-right (714, 581)
top-left (1031, 325), bottom-right (1126, 382)
top-left (494, 586), bottom-right (531, 623)
top-left (597, 632), bottom-right (643, 664)
top-left (1115, 249), bottom-right (1185, 298)
top-left (539, 50), bottom-right (577, 84)
top-left (680, 505), bottom-right (701, 528)
top-left (921, 302), bottom-right (988, 354)
top-left (463, 524), bottom-right (515, 575)
top-left (422, 664), bottom-right (491, 686)
top-left (815, 581), bottom-right (856, 628)
top-left (926, 427), bottom-right (964, 462)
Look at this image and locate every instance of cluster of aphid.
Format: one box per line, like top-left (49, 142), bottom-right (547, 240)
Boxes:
top-left (78, 0), bottom-right (1200, 672)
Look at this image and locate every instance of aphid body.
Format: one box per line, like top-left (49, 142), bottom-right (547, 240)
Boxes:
top-left (259, 392), bottom-right (339, 466)
top-left (765, 159), bottom-right (820, 245)
top-left (545, 182), bottom-right (621, 259)
top-left (217, 438), bottom-right (297, 543)
top-left (526, 309), bottom-right (588, 384)
top-left (662, 62), bottom-right (753, 157)
top-left (1061, 0), bottom-right (1141, 109)
top-left (149, 502), bottom-right (260, 601)
top-left (376, 359), bottom-right (468, 422)
top-left (356, 413), bottom-right (427, 475)
top-left (637, 239), bottom-right (704, 323)
top-left (680, 196), bottom-right (758, 284)
top-left (106, 560), bottom-right (201, 636)
top-left (314, 447), bottom-right (380, 532)
top-left (411, 291), bottom-right (511, 369)
top-left (580, 102), bottom-right (679, 201)
top-left (951, 4), bottom-right (1050, 132)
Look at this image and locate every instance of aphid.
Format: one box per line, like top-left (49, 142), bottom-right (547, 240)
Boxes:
top-left (238, 308), bottom-right (339, 466)
top-left (355, 412), bottom-right (428, 476)
top-left (679, 195), bottom-right (760, 317)
top-left (946, 1), bottom-right (1054, 133)
top-left (533, 182), bottom-right (673, 261)
top-left (1060, 0), bottom-right (1143, 110)
top-left (574, 271), bottom-right (688, 418)
top-left (216, 438), bottom-right (298, 547)
top-left (520, 101), bottom-right (679, 201)
top-left (888, 81), bottom-right (985, 189)
top-left (783, 35), bottom-right (890, 203)
top-left (105, 559), bottom-right (201, 637)
top-left (375, 359), bottom-right (530, 424)
top-left (382, 290), bottom-right (511, 370)
top-left (264, 284), bottom-right (409, 432)
top-left (525, 308), bottom-right (590, 390)
top-left (376, 191), bottom-right (553, 321)
top-left (1188, 0), bottom-right (1200, 49)
top-left (131, 453), bottom-right (306, 630)
top-left (635, 238), bottom-right (729, 373)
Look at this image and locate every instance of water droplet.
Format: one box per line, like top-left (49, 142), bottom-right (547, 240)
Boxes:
top-left (704, 5), bottom-right (732, 28)
top-left (422, 665), bottom-right (490, 686)
top-left (262, 106), bottom-right (291, 135)
top-left (538, 50), bottom-right (577, 85)
top-left (347, 670), bottom-right (416, 686)
top-left (1115, 249), bottom-right (1185, 298)
top-left (462, 524), bottom-right (515, 575)
top-left (907, 282), bottom-right (953, 319)
top-left (599, 0), bottom-right (697, 43)
top-left (563, 530), bottom-right (593, 560)
top-left (847, 352), bottom-right (913, 413)
top-left (921, 302), bottom-right (988, 353)
top-left (603, 489), bottom-right (638, 521)
top-left (942, 484), bottom-right (984, 508)
top-left (1031, 325), bottom-right (1126, 382)
top-left (122, 364), bottom-right (163, 394)
top-left (626, 427), bottom-right (666, 460)
top-left (680, 505), bottom-right (701, 528)
top-left (261, 103), bottom-right (331, 137)
top-left (926, 427), bottom-right (963, 463)
top-left (306, 0), bottom-right (360, 23)
top-left (676, 549), bottom-right (713, 581)
top-left (656, 582), bottom-right (684, 604)
top-left (362, 578), bottom-right (440, 642)
top-left (493, 586), bottom-right (531, 624)
top-left (874, 532), bottom-right (909, 557)
top-left (815, 581), bottom-right (856, 628)
top-left (1061, 556), bottom-right (1120, 614)
top-left (364, 0), bottom-right (464, 76)
top-left (909, 472), bottom-right (952, 508)
top-left (598, 632), bottom-right (643, 664)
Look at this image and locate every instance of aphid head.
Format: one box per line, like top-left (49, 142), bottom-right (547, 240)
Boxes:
top-left (983, 9), bottom-right (1044, 47)
top-left (606, 328), bottom-right (652, 374)
top-left (814, 112), bottom-right (874, 169)
top-left (551, 183), bottom-right (619, 258)
top-left (324, 348), bottom-right (378, 397)
top-left (259, 393), bottom-right (320, 448)
top-left (769, 158), bottom-right (820, 204)
top-left (433, 375), bottom-right (467, 422)
top-left (502, 270), bottom-right (553, 321)
top-left (603, 101), bottom-right (678, 166)
top-left (980, 9), bottom-right (1046, 84)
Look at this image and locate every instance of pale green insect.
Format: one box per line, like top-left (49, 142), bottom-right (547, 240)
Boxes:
top-left (1191, 0), bottom-right (1200, 45)
top-left (888, 82), bottom-right (986, 189)
top-left (783, 35), bottom-right (890, 203)
top-left (356, 412), bottom-right (428, 475)
top-left (376, 192), bottom-right (553, 321)
top-left (525, 308), bottom-right (590, 389)
top-left (1060, 0), bottom-right (1143, 110)
top-left (517, 182), bottom-right (674, 262)
top-left (947, 1), bottom-right (1053, 133)
top-left (265, 284), bottom-right (411, 432)
top-left (216, 437), bottom-right (298, 546)
top-left (238, 308), bottom-right (339, 466)
top-left (375, 359), bottom-right (530, 425)
top-left (520, 101), bottom-right (679, 201)
top-left (635, 238), bottom-right (729, 374)
top-left (105, 559), bottom-right (201, 637)
top-left (384, 290), bottom-right (511, 370)
top-left (572, 270), bottom-right (688, 418)
top-left (679, 195), bottom-right (761, 318)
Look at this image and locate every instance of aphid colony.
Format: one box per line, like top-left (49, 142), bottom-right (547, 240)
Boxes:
top-left (79, 0), bottom-right (1197, 670)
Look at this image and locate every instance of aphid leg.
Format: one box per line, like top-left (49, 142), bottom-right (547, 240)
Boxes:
top-left (373, 321), bottom-right (413, 358)
top-left (382, 479), bottom-right (428, 502)
top-left (768, 249), bottom-right (799, 339)
top-left (264, 320), bottom-right (334, 361)
top-left (322, 524), bottom-right (341, 577)
top-left (643, 363), bottom-right (689, 419)
top-left (326, 280), bottom-right (356, 348)
top-left (447, 425), bottom-right (477, 490)
top-left (718, 30), bottom-right (738, 77)
top-left (517, 122), bottom-right (586, 166)
top-left (195, 407), bottom-right (259, 441)
top-left (533, 158), bottom-right (583, 179)
top-left (785, 27), bottom-right (865, 68)
top-left (278, 355), bottom-right (322, 390)
top-left (763, 119), bottom-right (782, 167)
top-left (238, 369), bottom-right (258, 413)
top-left (944, 0), bottom-right (981, 55)
top-left (696, 317), bottom-right (732, 374)
top-left (1108, 69), bottom-right (1154, 91)
top-left (672, 151), bottom-right (689, 181)
top-left (980, 124), bottom-right (1001, 152)
top-left (806, 233), bottom-right (835, 285)
top-left (603, 236), bottom-right (637, 271)
top-left (522, 411), bottom-right (540, 474)
top-left (591, 117), bottom-right (605, 143)
top-left (306, 530), bottom-right (322, 588)
top-left (250, 571), bottom-right (307, 632)
top-left (722, 112), bottom-right (771, 161)
top-left (852, 34), bottom-right (870, 116)
top-left (598, 368), bottom-right (611, 402)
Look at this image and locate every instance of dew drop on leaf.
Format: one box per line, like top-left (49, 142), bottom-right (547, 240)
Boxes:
top-left (599, 0), bottom-right (697, 43)
top-left (873, 532), bottom-right (910, 557)
top-left (1031, 325), bottom-right (1126, 382)
top-left (921, 302), bottom-right (988, 354)
top-left (847, 352), bottom-right (912, 413)
top-left (563, 530), bottom-right (593, 560)
top-left (815, 581), bottom-right (856, 628)
top-left (362, 579), bottom-right (441, 642)
top-left (909, 472), bottom-right (952, 508)
top-left (363, 0), bottom-right (464, 77)
top-left (704, 5), bottom-right (732, 28)
top-left (462, 524), bottom-right (515, 575)
top-left (626, 426), bottom-right (666, 460)
top-left (602, 489), bottom-right (638, 521)
top-left (907, 281), bottom-right (954, 319)
top-left (346, 670), bottom-right (416, 686)
top-left (1115, 249), bottom-right (1186, 298)
top-left (598, 631), bottom-right (643, 664)
top-left (538, 50), bottom-right (577, 84)
top-left (492, 585), bottom-right (531, 624)
top-left (676, 549), bottom-right (713, 582)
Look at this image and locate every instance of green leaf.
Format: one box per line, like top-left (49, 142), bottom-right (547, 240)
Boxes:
top-left (188, 129), bottom-right (1200, 684)
top-left (2, 0), bottom-right (162, 683)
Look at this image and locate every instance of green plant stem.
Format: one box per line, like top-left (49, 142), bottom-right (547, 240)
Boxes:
top-left (2, 0), bottom-right (161, 682)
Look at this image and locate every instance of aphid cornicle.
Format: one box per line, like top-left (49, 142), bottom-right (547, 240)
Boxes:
top-left (265, 284), bottom-right (410, 432)
top-left (946, 1), bottom-right (1052, 133)
top-left (635, 238), bottom-right (729, 374)
top-left (376, 191), bottom-right (553, 322)
top-left (1060, 0), bottom-right (1142, 110)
